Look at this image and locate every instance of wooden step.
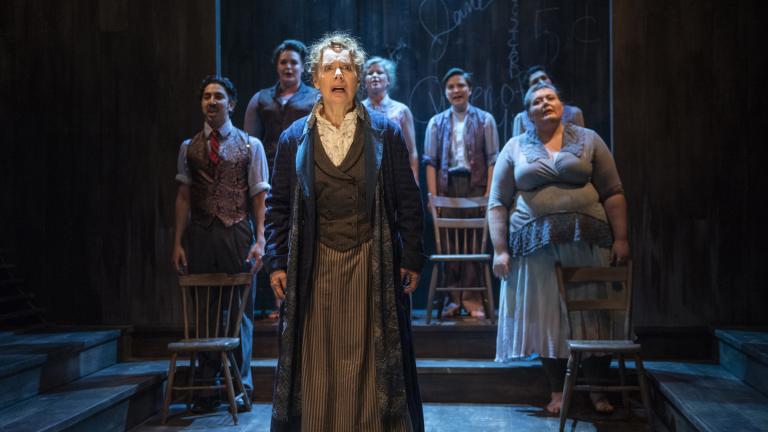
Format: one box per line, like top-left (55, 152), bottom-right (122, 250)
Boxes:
top-left (715, 329), bottom-right (768, 396)
top-left (0, 353), bottom-right (47, 410)
top-left (130, 310), bottom-right (498, 360)
top-left (0, 330), bottom-right (121, 408)
top-left (647, 361), bottom-right (768, 432)
top-left (247, 358), bottom-right (549, 404)
top-left (0, 360), bottom-right (166, 432)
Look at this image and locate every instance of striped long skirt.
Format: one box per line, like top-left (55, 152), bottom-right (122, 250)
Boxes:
top-left (301, 240), bottom-right (411, 432)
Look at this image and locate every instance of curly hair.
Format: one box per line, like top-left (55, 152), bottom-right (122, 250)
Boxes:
top-left (364, 56), bottom-right (397, 91)
top-left (307, 31), bottom-right (367, 82)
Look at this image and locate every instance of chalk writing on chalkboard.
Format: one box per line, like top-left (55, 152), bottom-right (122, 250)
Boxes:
top-left (572, 4), bottom-right (600, 44)
top-left (409, 75), bottom-right (446, 124)
top-left (386, 38), bottom-right (408, 66)
top-left (534, 7), bottom-right (561, 65)
top-left (507, 0), bottom-right (522, 82)
top-left (418, 0), bottom-right (496, 62)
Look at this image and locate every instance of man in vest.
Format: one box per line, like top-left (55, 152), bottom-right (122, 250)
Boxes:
top-left (423, 68), bottom-right (499, 319)
top-left (172, 75), bottom-right (270, 410)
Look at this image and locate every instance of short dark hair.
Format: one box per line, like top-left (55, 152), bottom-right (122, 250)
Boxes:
top-left (442, 67), bottom-right (472, 88)
top-left (198, 75), bottom-right (237, 103)
top-left (525, 65), bottom-right (552, 85)
top-left (272, 39), bottom-right (308, 65)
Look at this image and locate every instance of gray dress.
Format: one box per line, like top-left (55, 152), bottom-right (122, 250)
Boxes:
top-left (489, 125), bottom-right (624, 360)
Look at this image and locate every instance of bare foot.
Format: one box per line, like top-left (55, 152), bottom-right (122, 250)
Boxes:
top-left (546, 392), bottom-right (563, 415)
top-left (441, 302), bottom-right (460, 318)
top-left (470, 309), bottom-right (486, 318)
top-left (589, 392), bottom-right (615, 414)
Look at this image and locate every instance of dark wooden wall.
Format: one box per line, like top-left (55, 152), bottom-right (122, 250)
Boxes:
top-left (1, 1), bottom-right (765, 330)
top-left (0, 0), bottom-right (217, 326)
top-left (613, 0), bottom-right (768, 326)
top-left (222, 0), bottom-right (611, 145)
top-left (221, 0), bottom-right (611, 308)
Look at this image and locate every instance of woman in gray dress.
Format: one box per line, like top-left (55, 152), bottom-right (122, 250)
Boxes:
top-left (488, 82), bottom-right (629, 415)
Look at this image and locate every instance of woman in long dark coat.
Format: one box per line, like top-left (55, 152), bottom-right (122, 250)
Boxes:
top-left (263, 32), bottom-right (425, 432)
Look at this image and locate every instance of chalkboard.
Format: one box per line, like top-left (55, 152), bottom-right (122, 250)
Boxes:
top-left (221, 0), bottom-right (611, 308)
top-left (222, 0), bottom-right (611, 147)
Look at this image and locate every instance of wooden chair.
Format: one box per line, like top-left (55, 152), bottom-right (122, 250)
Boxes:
top-left (425, 193), bottom-right (495, 324)
top-left (555, 261), bottom-right (654, 431)
top-left (161, 273), bottom-right (253, 425)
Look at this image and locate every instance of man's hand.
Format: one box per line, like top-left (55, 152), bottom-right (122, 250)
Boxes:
top-left (246, 241), bottom-right (265, 273)
top-left (493, 251), bottom-right (510, 278)
top-left (270, 270), bottom-right (287, 300)
top-left (172, 245), bottom-right (188, 274)
top-left (400, 268), bottom-right (420, 294)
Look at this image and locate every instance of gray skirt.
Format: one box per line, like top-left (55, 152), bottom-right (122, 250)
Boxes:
top-left (301, 240), bottom-right (411, 432)
top-left (496, 241), bottom-right (618, 360)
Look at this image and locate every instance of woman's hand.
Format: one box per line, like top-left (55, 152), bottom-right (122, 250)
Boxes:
top-left (493, 251), bottom-right (511, 278)
top-left (611, 239), bottom-right (630, 265)
top-left (270, 270), bottom-right (287, 300)
top-left (400, 268), bottom-right (421, 294)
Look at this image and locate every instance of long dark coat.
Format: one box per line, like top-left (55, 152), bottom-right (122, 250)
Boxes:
top-left (264, 105), bottom-right (425, 431)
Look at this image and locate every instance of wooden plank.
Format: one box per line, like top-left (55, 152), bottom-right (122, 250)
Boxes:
top-left (560, 266), bottom-right (629, 283)
top-left (178, 273), bottom-right (252, 287)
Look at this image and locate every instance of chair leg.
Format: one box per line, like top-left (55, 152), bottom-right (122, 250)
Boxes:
top-left (560, 351), bottom-right (581, 432)
top-left (228, 351), bottom-right (252, 412)
top-left (425, 263), bottom-right (438, 325)
top-left (408, 292), bottom-right (413, 321)
top-left (162, 352), bottom-right (178, 425)
top-left (220, 351), bottom-right (238, 425)
top-left (483, 264), bottom-right (496, 324)
top-left (186, 352), bottom-right (197, 410)
top-left (634, 354), bottom-right (655, 432)
top-left (618, 353), bottom-right (630, 417)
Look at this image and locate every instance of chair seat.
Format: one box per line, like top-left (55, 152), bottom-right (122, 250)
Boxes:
top-left (168, 337), bottom-right (240, 352)
top-left (566, 339), bottom-right (641, 352)
top-left (429, 253), bottom-right (491, 262)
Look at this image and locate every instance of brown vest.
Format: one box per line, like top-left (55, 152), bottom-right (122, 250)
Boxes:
top-left (433, 105), bottom-right (489, 194)
top-left (186, 128), bottom-right (251, 227)
top-left (313, 124), bottom-right (371, 251)
top-left (256, 82), bottom-right (319, 171)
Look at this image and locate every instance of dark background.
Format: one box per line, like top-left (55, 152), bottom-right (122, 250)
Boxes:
top-left (1, 1), bottom-right (765, 334)
top-left (221, 0), bottom-right (611, 312)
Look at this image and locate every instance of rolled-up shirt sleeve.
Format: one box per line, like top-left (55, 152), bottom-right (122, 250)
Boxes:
top-left (483, 112), bottom-right (500, 166)
top-left (248, 137), bottom-right (271, 196)
top-left (175, 139), bottom-right (192, 184)
top-left (422, 117), bottom-right (439, 167)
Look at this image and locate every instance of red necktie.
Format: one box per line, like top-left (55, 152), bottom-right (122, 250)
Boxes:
top-left (209, 130), bottom-right (220, 164)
